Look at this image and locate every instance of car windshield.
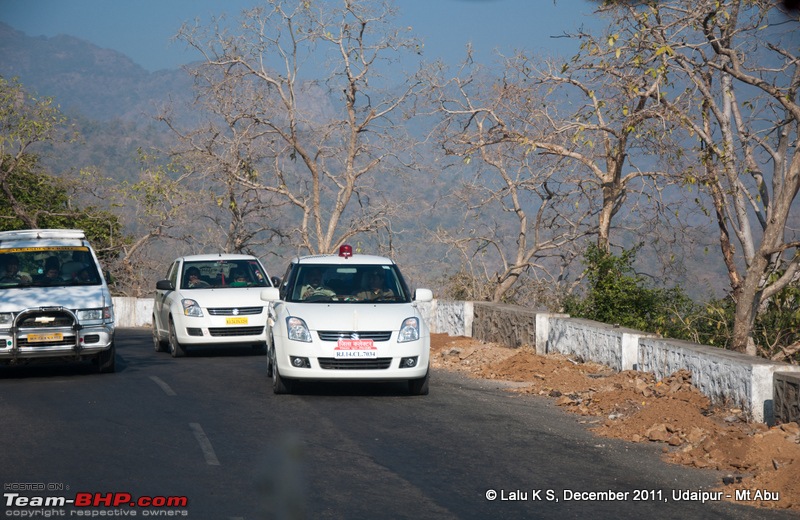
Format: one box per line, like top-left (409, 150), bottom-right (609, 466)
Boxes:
top-left (0, 246), bottom-right (102, 289)
top-left (181, 259), bottom-right (270, 290)
top-left (287, 264), bottom-right (409, 303)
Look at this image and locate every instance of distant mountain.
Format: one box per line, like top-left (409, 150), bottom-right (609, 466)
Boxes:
top-left (0, 22), bottom-right (193, 122)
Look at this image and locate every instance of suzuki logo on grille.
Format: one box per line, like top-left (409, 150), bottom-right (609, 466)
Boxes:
top-left (232, 309), bottom-right (239, 316)
top-left (350, 332), bottom-right (360, 340)
top-left (35, 317), bottom-right (56, 324)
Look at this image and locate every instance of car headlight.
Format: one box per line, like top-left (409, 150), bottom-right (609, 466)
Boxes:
top-left (286, 317), bottom-right (312, 343)
top-left (0, 313), bottom-right (13, 328)
top-left (398, 317), bottom-right (420, 343)
top-left (77, 307), bottom-right (112, 321)
top-left (182, 299), bottom-right (204, 317)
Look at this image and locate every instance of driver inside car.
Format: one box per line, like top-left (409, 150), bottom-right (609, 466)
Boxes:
top-left (300, 268), bottom-right (336, 300)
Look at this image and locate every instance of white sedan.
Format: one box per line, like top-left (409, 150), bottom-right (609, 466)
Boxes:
top-left (152, 254), bottom-right (274, 357)
top-left (261, 245), bottom-right (433, 395)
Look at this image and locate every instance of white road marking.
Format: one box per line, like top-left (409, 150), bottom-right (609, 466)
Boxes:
top-left (190, 422), bottom-right (220, 466)
top-left (149, 375), bottom-right (177, 396)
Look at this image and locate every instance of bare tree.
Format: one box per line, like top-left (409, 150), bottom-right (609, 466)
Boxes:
top-left (475, 20), bottom-right (682, 254)
top-left (624, 0), bottom-right (800, 356)
top-left (163, 0), bottom-right (427, 256)
top-left (430, 58), bottom-right (593, 303)
top-left (430, 16), bottom-right (686, 301)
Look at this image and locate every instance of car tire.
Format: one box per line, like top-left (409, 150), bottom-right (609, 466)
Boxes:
top-left (272, 363), bottom-right (293, 394)
top-left (168, 318), bottom-right (186, 358)
top-left (152, 319), bottom-right (168, 353)
top-left (266, 343), bottom-right (274, 378)
top-left (96, 342), bottom-right (116, 374)
top-left (408, 366), bottom-right (429, 396)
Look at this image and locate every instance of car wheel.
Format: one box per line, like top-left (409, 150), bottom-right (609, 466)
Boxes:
top-left (408, 366), bottom-right (429, 396)
top-left (272, 362), bottom-right (293, 394)
top-left (96, 342), bottom-right (116, 374)
top-left (152, 319), bottom-right (168, 352)
top-left (168, 318), bottom-right (186, 358)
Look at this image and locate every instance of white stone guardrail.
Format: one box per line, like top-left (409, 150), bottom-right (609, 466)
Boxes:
top-left (113, 297), bottom-right (800, 424)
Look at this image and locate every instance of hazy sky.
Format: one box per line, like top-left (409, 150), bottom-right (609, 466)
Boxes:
top-left (0, 0), bottom-right (603, 72)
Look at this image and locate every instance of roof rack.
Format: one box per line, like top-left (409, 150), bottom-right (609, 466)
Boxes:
top-left (0, 229), bottom-right (87, 242)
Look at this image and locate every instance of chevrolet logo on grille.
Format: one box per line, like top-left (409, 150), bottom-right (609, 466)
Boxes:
top-left (35, 317), bottom-right (56, 324)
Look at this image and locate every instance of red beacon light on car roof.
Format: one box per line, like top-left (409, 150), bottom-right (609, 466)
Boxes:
top-left (338, 244), bottom-right (353, 258)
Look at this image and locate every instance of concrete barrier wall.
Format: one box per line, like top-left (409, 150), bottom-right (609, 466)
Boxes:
top-left (637, 337), bottom-right (800, 424)
top-left (548, 317), bottom-right (657, 372)
top-left (113, 297), bottom-right (154, 328)
top-left (473, 302), bottom-right (537, 348)
top-left (428, 300), bottom-right (473, 337)
top-left (774, 372), bottom-right (800, 424)
top-left (113, 297), bottom-right (800, 424)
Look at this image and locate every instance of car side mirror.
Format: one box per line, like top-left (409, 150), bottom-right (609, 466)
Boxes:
top-left (414, 288), bottom-right (433, 302)
top-left (156, 279), bottom-right (175, 291)
top-left (261, 287), bottom-right (281, 302)
top-left (270, 276), bottom-right (281, 288)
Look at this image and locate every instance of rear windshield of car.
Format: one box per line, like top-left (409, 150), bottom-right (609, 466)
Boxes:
top-left (181, 259), bottom-right (270, 290)
top-left (0, 247), bottom-right (102, 288)
top-left (287, 264), bottom-right (410, 303)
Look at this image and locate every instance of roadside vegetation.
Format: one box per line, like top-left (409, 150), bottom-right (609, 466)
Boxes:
top-left (1, 0), bottom-right (798, 363)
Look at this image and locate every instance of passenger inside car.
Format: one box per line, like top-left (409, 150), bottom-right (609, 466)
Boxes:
top-left (184, 267), bottom-right (211, 289)
top-left (357, 270), bottom-right (396, 301)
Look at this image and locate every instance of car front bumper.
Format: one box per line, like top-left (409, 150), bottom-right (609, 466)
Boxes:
top-left (0, 323), bottom-right (115, 361)
top-left (275, 336), bottom-right (430, 381)
top-left (173, 315), bottom-right (268, 346)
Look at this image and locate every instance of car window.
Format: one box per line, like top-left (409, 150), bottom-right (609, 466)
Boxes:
top-left (279, 263), bottom-right (294, 300)
top-left (167, 261), bottom-right (179, 286)
top-left (0, 247), bottom-right (102, 288)
top-left (180, 259), bottom-right (270, 290)
top-left (287, 264), bottom-right (409, 303)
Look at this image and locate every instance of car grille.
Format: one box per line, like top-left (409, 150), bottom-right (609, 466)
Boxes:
top-left (18, 312), bottom-right (75, 328)
top-left (317, 331), bottom-right (392, 342)
top-left (318, 358), bottom-right (392, 370)
top-left (207, 307), bottom-right (263, 316)
top-left (208, 326), bottom-right (265, 337)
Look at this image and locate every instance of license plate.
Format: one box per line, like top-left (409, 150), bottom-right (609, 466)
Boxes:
top-left (27, 332), bottom-right (63, 343)
top-left (226, 317), bottom-right (248, 325)
top-left (335, 339), bottom-right (376, 358)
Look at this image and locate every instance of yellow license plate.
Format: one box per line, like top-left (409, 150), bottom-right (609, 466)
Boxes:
top-left (226, 317), bottom-right (248, 325)
top-left (27, 332), bottom-right (64, 342)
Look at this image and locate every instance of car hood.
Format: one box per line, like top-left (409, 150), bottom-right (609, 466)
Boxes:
top-left (0, 285), bottom-right (111, 312)
top-left (282, 302), bottom-right (420, 331)
top-left (181, 288), bottom-right (267, 308)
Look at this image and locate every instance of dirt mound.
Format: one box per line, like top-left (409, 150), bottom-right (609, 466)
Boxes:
top-left (430, 334), bottom-right (800, 511)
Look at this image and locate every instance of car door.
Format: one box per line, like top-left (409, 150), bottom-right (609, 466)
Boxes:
top-left (156, 260), bottom-right (179, 335)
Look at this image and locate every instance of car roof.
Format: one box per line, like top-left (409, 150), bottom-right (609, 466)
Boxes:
top-left (0, 229), bottom-right (88, 248)
top-left (293, 253), bottom-right (396, 266)
top-left (179, 254), bottom-right (262, 262)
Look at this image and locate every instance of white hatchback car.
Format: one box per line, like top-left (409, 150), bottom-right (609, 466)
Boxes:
top-left (152, 254), bottom-right (274, 357)
top-left (260, 245), bottom-right (433, 395)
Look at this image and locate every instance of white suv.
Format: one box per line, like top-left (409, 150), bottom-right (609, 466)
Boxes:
top-left (152, 254), bottom-right (274, 357)
top-left (0, 229), bottom-right (116, 373)
top-left (261, 245), bottom-right (433, 395)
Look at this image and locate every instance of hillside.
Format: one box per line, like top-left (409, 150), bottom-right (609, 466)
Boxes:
top-left (0, 22), bottom-right (193, 121)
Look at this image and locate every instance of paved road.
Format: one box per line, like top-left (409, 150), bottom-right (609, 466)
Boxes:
top-left (0, 329), bottom-right (793, 519)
